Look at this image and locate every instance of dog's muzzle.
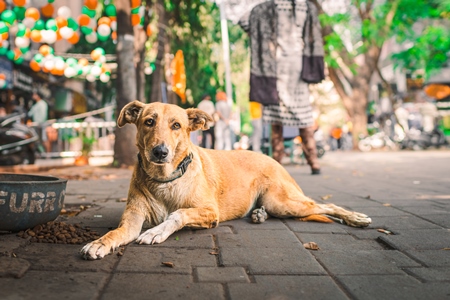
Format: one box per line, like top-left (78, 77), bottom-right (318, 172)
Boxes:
top-left (151, 144), bottom-right (169, 162)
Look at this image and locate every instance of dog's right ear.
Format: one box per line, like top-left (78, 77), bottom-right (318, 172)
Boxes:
top-left (117, 100), bottom-right (145, 127)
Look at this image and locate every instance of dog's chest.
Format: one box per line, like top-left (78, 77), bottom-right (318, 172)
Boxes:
top-left (152, 182), bottom-right (191, 212)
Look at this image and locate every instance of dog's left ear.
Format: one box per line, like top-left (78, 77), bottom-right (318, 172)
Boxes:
top-left (186, 108), bottom-right (214, 131)
top-left (117, 100), bottom-right (145, 128)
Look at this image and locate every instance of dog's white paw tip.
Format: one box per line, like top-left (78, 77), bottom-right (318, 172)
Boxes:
top-left (343, 212), bottom-right (372, 228)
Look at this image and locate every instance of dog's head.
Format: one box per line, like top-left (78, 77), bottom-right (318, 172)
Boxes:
top-left (117, 101), bottom-right (213, 166)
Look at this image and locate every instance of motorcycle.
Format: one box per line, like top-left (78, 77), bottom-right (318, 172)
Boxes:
top-left (401, 125), bottom-right (448, 150)
top-left (358, 130), bottom-right (398, 152)
top-left (0, 113), bottom-right (40, 165)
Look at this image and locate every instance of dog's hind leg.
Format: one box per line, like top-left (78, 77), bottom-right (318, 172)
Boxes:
top-left (261, 187), bottom-right (371, 228)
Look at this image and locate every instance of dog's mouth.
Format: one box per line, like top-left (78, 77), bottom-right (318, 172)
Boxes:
top-left (150, 158), bottom-right (169, 165)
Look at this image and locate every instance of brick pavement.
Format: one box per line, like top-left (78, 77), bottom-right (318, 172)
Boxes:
top-left (1, 150), bottom-right (450, 299)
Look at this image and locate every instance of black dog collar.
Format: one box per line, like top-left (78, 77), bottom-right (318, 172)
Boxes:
top-left (137, 152), bottom-right (193, 183)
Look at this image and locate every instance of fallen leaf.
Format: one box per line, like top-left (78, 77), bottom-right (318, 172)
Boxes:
top-left (377, 229), bottom-right (393, 235)
top-left (320, 194), bottom-right (332, 200)
top-left (175, 236), bottom-right (179, 241)
top-left (161, 262), bottom-right (175, 268)
top-left (117, 198), bottom-right (127, 202)
top-left (383, 203), bottom-right (391, 207)
top-left (364, 195), bottom-right (371, 199)
top-left (209, 251), bottom-right (219, 255)
top-left (303, 242), bottom-right (320, 250)
top-left (443, 248), bottom-right (450, 250)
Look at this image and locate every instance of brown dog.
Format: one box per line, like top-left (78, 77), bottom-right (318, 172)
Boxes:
top-left (80, 101), bottom-right (371, 260)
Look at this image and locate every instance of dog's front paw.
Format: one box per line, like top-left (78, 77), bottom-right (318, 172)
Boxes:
top-left (343, 212), bottom-right (372, 228)
top-left (136, 227), bottom-right (170, 245)
top-left (80, 240), bottom-right (112, 260)
top-left (251, 206), bottom-right (268, 224)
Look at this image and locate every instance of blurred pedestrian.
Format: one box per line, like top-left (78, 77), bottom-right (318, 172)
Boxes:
top-left (239, 0), bottom-right (325, 174)
top-left (214, 91), bottom-right (232, 150)
top-left (28, 92), bottom-right (50, 152)
top-left (249, 101), bottom-right (263, 153)
top-left (197, 93), bottom-right (216, 149)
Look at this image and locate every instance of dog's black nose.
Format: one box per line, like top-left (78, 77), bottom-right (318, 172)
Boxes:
top-left (152, 145), bottom-right (169, 160)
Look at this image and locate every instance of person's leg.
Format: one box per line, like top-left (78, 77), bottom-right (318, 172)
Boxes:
top-left (201, 131), bottom-right (207, 148)
top-left (210, 127), bottom-right (215, 149)
top-left (300, 126), bottom-right (320, 174)
top-left (215, 122), bottom-right (224, 150)
top-left (271, 123), bottom-right (284, 163)
top-left (251, 118), bottom-right (263, 152)
top-left (224, 125), bottom-right (232, 150)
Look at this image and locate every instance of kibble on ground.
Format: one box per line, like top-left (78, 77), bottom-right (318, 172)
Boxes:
top-left (16, 221), bottom-right (101, 244)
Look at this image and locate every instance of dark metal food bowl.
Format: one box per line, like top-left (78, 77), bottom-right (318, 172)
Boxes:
top-left (0, 173), bottom-right (67, 232)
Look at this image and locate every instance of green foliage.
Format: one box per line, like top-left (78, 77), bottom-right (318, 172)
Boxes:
top-left (321, 0), bottom-right (450, 78)
top-left (159, 0), bottom-right (249, 107)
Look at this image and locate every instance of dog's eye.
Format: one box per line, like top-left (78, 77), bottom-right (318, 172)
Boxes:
top-left (144, 119), bottom-right (154, 127)
top-left (172, 122), bottom-right (181, 130)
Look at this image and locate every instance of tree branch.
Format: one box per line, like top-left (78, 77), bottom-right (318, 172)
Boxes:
top-left (311, 0), bottom-right (355, 72)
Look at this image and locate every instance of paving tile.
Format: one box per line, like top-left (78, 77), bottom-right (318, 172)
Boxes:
top-left (0, 257), bottom-right (30, 278)
top-left (101, 273), bottom-right (224, 300)
top-left (0, 270), bottom-right (107, 300)
top-left (405, 267), bottom-right (450, 282)
top-left (295, 233), bottom-right (384, 251)
top-left (196, 225), bottom-right (233, 235)
top-left (217, 229), bottom-right (302, 249)
top-left (313, 250), bottom-right (420, 275)
top-left (14, 243), bottom-right (118, 272)
top-left (228, 275), bottom-right (348, 300)
top-left (379, 229), bottom-right (450, 251)
top-left (405, 250), bottom-right (450, 267)
top-left (220, 247), bottom-right (326, 275)
top-left (346, 205), bottom-right (409, 217)
top-left (220, 218), bottom-right (287, 231)
top-left (337, 274), bottom-right (450, 299)
top-left (0, 232), bottom-right (27, 255)
top-left (116, 247), bottom-right (216, 274)
top-left (69, 201), bottom-right (125, 228)
top-left (345, 227), bottom-right (390, 240)
top-left (420, 214), bottom-right (450, 228)
top-left (368, 215), bottom-right (442, 231)
top-left (395, 205), bottom-right (450, 215)
top-left (142, 229), bottom-right (214, 249)
top-left (195, 267), bottom-right (249, 283)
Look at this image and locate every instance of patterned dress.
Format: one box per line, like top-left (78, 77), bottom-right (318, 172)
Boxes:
top-left (239, 0), bottom-right (324, 128)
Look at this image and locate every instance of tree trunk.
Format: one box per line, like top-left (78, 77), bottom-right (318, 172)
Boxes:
top-left (113, 0), bottom-right (138, 167)
top-left (150, 0), bottom-right (169, 103)
top-left (350, 85), bottom-right (369, 147)
top-left (134, 26), bottom-right (147, 102)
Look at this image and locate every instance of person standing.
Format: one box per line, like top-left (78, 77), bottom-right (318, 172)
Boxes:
top-left (214, 91), bottom-right (232, 150)
top-left (197, 93), bottom-right (216, 149)
top-left (28, 92), bottom-right (50, 152)
top-left (249, 101), bottom-right (263, 152)
top-left (240, 0), bottom-right (324, 174)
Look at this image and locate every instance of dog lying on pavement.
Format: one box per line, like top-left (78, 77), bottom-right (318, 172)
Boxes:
top-left (80, 101), bottom-right (371, 260)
